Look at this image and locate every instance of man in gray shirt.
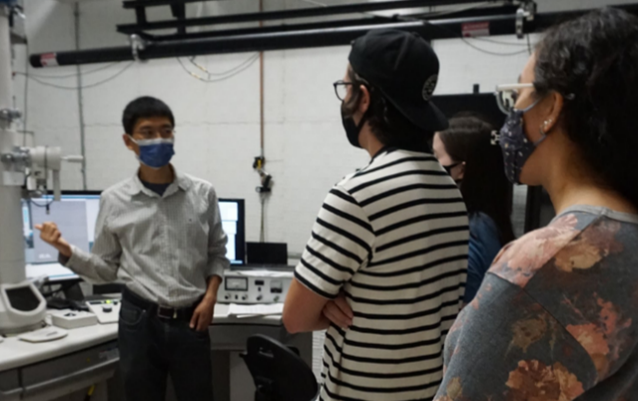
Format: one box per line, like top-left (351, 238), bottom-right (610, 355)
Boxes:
top-left (37, 96), bottom-right (228, 401)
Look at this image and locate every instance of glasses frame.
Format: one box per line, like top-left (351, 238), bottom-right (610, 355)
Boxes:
top-left (133, 127), bottom-right (176, 140)
top-left (494, 83), bottom-right (535, 115)
top-left (333, 80), bottom-right (355, 101)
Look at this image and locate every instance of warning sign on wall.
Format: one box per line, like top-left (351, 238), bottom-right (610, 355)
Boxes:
top-left (462, 22), bottom-right (490, 38)
top-left (40, 53), bottom-right (59, 67)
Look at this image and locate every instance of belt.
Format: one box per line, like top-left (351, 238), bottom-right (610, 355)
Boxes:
top-left (122, 288), bottom-right (198, 321)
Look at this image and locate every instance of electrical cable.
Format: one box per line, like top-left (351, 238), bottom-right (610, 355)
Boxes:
top-left (469, 36), bottom-right (530, 47)
top-left (23, 41), bottom-right (29, 147)
top-left (188, 53), bottom-right (259, 76)
top-left (44, 146), bottom-right (50, 214)
top-left (526, 33), bottom-right (532, 55)
top-left (301, 0), bottom-right (328, 7)
top-left (28, 198), bottom-right (54, 208)
top-left (177, 54), bottom-right (259, 83)
top-left (457, 38), bottom-right (530, 56)
top-left (15, 62), bottom-right (121, 80)
top-left (260, 194), bottom-right (266, 242)
top-left (22, 62), bottom-right (134, 90)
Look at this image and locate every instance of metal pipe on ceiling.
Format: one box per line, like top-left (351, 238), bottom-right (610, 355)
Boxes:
top-left (32, 20), bottom-right (427, 67)
top-left (138, 4), bottom-right (520, 42)
top-left (139, 17), bottom-right (394, 42)
top-left (117, 0), bottom-right (504, 33)
top-left (30, 4), bottom-right (638, 68)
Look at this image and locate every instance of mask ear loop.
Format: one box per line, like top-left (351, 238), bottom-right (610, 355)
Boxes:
top-left (517, 97), bottom-right (546, 146)
top-left (535, 115), bottom-right (554, 147)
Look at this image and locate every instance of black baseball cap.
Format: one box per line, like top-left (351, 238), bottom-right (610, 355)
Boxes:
top-left (348, 29), bottom-right (448, 132)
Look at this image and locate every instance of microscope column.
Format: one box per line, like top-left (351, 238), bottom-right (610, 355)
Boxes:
top-left (0, 6), bottom-right (27, 285)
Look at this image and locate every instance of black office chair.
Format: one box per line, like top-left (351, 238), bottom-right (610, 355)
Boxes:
top-left (241, 334), bottom-right (319, 401)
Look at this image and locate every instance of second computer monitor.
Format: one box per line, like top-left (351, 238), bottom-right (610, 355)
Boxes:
top-left (218, 198), bottom-right (246, 265)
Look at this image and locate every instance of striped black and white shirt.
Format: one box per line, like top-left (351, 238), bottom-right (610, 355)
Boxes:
top-left (295, 147), bottom-right (469, 401)
top-left (65, 168), bottom-right (230, 307)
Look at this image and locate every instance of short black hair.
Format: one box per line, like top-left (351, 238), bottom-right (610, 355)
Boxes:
top-left (439, 115), bottom-right (515, 244)
top-left (122, 96), bottom-right (175, 135)
top-left (534, 7), bottom-right (638, 209)
top-left (342, 68), bottom-right (433, 153)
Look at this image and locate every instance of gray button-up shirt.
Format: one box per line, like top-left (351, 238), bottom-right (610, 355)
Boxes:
top-left (65, 168), bottom-right (230, 307)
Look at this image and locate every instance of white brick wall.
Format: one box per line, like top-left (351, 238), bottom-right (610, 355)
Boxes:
top-left (14, 0), bottom-right (634, 249)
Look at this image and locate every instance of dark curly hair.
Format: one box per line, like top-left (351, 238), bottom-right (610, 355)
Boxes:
top-left (342, 68), bottom-right (433, 153)
top-left (534, 7), bottom-right (638, 209)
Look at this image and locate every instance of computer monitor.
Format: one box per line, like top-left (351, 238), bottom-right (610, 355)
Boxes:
top-left (218, 198), bottom-right (246, 265)
top-left (23, 191), bottom-right (101, 281)
top-left (23, 194), bottom-right (247, 280)
top-left (246, 242), bottom-right (288, 266)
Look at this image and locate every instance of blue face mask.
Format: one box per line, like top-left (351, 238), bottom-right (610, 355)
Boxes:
top-left (499, 99), bottom-right (546, 184)
top-left (132, 137), bottom-right (175, 169)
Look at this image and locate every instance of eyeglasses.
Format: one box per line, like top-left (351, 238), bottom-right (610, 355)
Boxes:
top-left (494, 83), bottom-right (534, 115)
top-left (333, 80), bottom-right (354, 101)
top-left (134, 127), bottom-right (175, 140)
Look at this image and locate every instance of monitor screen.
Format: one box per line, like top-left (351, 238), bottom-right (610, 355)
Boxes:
top-left (23, 193), bottom-right (246, 280)
top-left (218, 199), bottom-right (246, 265)
top-left (23, 192), bottom-right (100, 281)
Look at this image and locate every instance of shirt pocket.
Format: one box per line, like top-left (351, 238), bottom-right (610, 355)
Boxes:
top-left (183, 215), bottom-right (209, 249)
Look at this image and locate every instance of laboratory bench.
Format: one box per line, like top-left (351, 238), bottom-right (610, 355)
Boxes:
top-left (0, 303), bottom-right (312, 401)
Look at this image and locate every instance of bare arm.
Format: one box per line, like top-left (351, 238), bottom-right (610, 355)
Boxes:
top-left (283, 278), bottom-right (331, 333)
top-left (284, 185), bottom-right (373, 333)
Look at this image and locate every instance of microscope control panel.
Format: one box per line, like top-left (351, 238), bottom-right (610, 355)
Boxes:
top-left (217, 270), bottom-right (292, 304)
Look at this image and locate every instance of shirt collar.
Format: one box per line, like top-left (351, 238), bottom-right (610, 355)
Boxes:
top-left (371, 145), bottom-right (396, 161)
top-left (126, 165), bottom-right (191, 197)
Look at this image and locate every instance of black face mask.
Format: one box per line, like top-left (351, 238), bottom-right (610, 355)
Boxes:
top-left (443, 162), bottom-right (463, 185)
top-left (341, 103), bottom-right (368, 149)
top-left (442, 162), bottom-right (461, 175)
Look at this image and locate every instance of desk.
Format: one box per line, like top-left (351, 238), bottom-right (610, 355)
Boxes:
top-left (0, 304), bottom-right (313, 401)
top-left (0, 313), bottom-right (118, 401)
top-left (208, 304), bottom-right (313, 401)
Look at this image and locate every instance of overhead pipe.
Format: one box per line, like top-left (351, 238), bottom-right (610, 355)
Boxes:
top-left (30, 4), bottom-right (638, 68)
top-left (117, 0), bottom-right (504, 33)
top-left (30, 15), bottom-right (511, 68)
top-left (32, 20), bottom-right (427, 67)
top-left (139, 17), bottom-right (396, 42)
top-left (137, 4), bottom-right (520, 42)
top-left (122, 0), bottom-right (492, 8)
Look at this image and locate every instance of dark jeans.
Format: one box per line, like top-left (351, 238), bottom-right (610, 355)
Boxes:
top-left (118, 298), bottom-right (213, 401)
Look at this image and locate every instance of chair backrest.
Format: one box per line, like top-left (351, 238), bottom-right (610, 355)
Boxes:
top-left (241, 334), bottom-right (318, 401)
